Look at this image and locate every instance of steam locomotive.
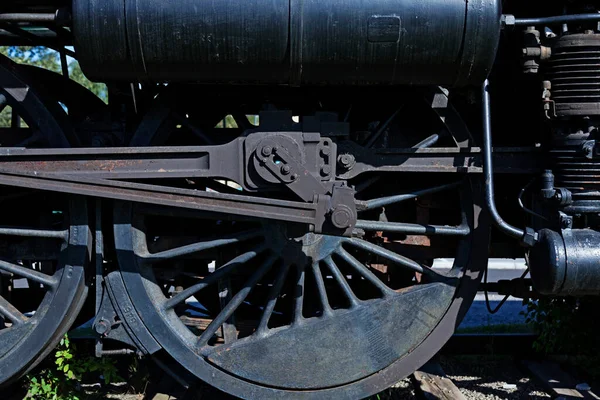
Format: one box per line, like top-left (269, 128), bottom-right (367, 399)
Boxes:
top-left (0, 0), bottom-right (599, 398)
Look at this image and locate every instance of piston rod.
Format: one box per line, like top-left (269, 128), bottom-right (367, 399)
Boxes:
top-left (513, 13), bottom-right (600, 26)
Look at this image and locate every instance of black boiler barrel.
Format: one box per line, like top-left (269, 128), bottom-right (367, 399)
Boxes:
top-left (72, 0), bottom-right (502, 86)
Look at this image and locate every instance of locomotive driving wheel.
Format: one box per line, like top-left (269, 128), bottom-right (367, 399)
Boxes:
top-left (114, 87), bottom-right (490, 398)
top-left (0, 55), bottom-right (90, 385)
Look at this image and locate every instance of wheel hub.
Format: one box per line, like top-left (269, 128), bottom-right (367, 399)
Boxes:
top-left (265, 223), bottom-right (342, 265)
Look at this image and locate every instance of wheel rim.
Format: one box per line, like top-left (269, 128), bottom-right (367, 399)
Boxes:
top-left (114, 87), bottom-right (490, 398)
top-left (0, 198), bottom-right (89, 385)
top-left (0, 55), bottom-right (90, 385)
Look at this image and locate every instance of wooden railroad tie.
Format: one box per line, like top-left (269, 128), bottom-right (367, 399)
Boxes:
top-left (412, 361), bottom-right (466, 400)
top-left (521, 360), bottom-right (600, 400)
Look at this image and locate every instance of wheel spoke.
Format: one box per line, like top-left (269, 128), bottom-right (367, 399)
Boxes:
top-left (355, 221), bottom-right (470, 236)
top-left (198, 253), bottom-right (278, 348)
top-left (293, 265), bottom-right (305, 325)
top-left (164, 244), bottom-right (266, 310)
top-left (0, 93), bottom-right (7, 114)
top-left (0, 260), bottom-right (56, 288)
top-left (323, 256), bottom-right (360, 308)
top-left (311, 262), bottom-right (333, 317)
top-left (171, 111), bottom-right (213, 144)
top-left (11, 108), bottom-right (20, 129)
top-left (0, 295), bottom-right (26, 325)
top-left (142, 229), bottom-right (262, 261)
top-left (217, 277), bottom-right (237, 344)
top-left (343, 238), bottom-right (449, 281)
top-left (335, 248), bottom-right (395, 297)
top-left (363, 105), bottom-right (404, 148)
top-left (358, 181), bottom-right (461, 211)
top-left (0, 227), bottom-right (68, 239)
top-left (233, 112), bottom-right (252, 131)
top-left (413, 133), bottom-right (440, 148)
top-left (256, 261), bottom-right (291, 335)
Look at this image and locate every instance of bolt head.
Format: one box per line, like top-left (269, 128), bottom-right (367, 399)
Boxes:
top-left (290, 173), bottom-right (298, 181)
top-left (331, 206), bottom-right (353, 229)
top-left (338, 154), bottom-right (356, 169)
top-left (95, 319), bottom-right (111, 335)
top-left (321, 165), bottom-right (332, 176)
top-left (261, 146), bottom-right (273, 157)
top-left (501, 14), bottom-right (516, 28)
top-left (280, 165), bottom-right (291, 175)
top-left (321, 147), bottom-right (331, 156)
top-left (561, 219), bottom-right (572, 229)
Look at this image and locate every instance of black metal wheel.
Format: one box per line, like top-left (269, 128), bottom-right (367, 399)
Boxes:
top-left (0, 54), bottom-right (79, 147)
top-left (0, 197), bottom-right (89, 385)
top-left (17, 65), bottom-right (108, 132)
top-left (0, 54), bottom-right (90, 385)
top-left (114, 88), bottom-right (490, 399)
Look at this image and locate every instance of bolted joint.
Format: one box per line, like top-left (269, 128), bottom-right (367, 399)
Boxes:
top-left (559, 212), bottom-right (573, 230)
top-left (94, 318), bottom-right (111, 336)
top-left (331, 205), bottom-right (354, 229)
top-left (553, 188), bottom-right (573, 206)
top-left (521, 227), bottom-right (538, 247)
top-left (337, 153), bottom-right (356, 170)
top-left (501, 14), bottom-right (516, 30)
top-left (540, 170), bottom-right (556, 200)
top-left (261, 146), bottom-right (273, 157)
top-left (280, 165), bottom-right (291, 175)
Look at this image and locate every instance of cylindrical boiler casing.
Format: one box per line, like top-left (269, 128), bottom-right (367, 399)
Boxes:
top-left (72, 0), bottom-right (501, 86)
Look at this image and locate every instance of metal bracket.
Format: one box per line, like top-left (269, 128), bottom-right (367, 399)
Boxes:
top-left (96, 271), bottom-right (162, 356)
top-left (93, 284), bottom-right (140, 356)
top-left (253, 136), bottom-right (332, 201)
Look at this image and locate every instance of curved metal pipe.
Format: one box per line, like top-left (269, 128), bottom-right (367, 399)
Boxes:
top-left (514, 13), bottom-right (600, 26)
top-left (482, 80), bottom-right (525, 240)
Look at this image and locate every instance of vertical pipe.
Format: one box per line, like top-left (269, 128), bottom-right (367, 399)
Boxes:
top-left (482, 80), bottom-right (525, 239)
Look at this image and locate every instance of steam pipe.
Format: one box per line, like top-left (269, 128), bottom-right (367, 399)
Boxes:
top-left (482, 79), bottom-right (526, 240)
top-left (514, 13), bottom-right (600, 26)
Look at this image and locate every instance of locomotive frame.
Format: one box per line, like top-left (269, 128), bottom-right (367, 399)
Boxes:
top-left (0, 0), bottom-right (600, 398)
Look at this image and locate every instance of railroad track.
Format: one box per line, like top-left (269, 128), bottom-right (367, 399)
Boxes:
top-left (411, 358), bottom-right (600, 400)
